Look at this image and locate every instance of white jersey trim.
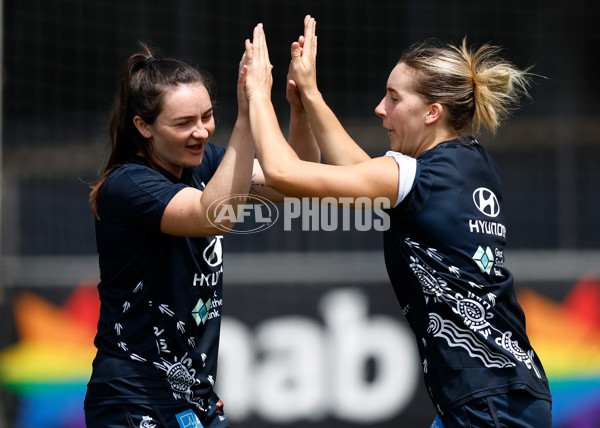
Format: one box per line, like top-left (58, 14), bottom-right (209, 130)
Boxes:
top-left (384, 151), bottom-right (417, 207)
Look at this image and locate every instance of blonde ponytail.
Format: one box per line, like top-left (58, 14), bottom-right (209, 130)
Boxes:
top-left (399, 38), bottom-right (533, 136)
top-left (458, 39), bottom-right (532, 135)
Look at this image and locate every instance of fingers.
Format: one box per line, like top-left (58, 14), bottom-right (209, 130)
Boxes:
top-left (245, 23), bottom-right (263, 65)
top-left (253, 22), bottom-right (261, 46)
top-left (245, 23), bottom-right (270, 64)
top-left (239, 52), bottom-right (247, 72)
top-left (291, 41), bottom-right (301, 59)
top-left (243, 22), bottom-right (275, 101)
top-left (238, 52), bottom-right (248, 82)
top-left (254, 24), bottom-right (265, 56)
top-left (250, 23), bottom-right (273, 70)
top-left (286, 58), bottom-right (296, 87)
top-left (302, 15), bottom-right (316, 57)
top-left (244, 38), bottom-right (253, 63)
top-left (253, 23), bottom-right (261, 57)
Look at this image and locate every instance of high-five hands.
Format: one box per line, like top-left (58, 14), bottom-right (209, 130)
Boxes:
top-left (243, 23), bottom-right (274, 102)
top-left (289, 15), bottom-right (318, 98)
top-left (243, 15), bottom-right (317, 104)
top-left (286, 39), bottom-right (304, 109)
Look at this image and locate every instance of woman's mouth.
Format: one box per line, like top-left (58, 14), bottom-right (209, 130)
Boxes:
top-left (186, 142), bottom-right (205, 154)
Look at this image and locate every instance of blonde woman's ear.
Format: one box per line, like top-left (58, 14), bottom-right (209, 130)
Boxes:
top-left (133, 115), bottom-right (153, 138)
top-left (425, 103), bottom-right (443, 125)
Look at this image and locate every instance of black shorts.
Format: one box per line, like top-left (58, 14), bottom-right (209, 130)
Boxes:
top-left (435, 390), bottom-right (552, 428)
top-left (85, 396), bottom-right (229, 428)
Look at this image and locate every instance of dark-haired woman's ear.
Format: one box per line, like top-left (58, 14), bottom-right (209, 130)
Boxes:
top-left (133, 115), bottom-right (153, 139)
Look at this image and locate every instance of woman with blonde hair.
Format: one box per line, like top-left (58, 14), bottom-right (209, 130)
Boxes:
top-left (243, 17), bottom-right (552, 427)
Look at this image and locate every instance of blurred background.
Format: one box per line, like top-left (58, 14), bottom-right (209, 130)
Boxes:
top-left (0, 0), bottom-right (599, 427)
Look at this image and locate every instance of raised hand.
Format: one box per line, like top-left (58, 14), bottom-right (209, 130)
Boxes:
top-left (290, 15), bottom-right (318, 96)
top-left (237, 52), bottom-right (249, 116)
top-left (286, 35), bottom-right (304, 110)
top-left (243, 23), bottom-right (274, 102)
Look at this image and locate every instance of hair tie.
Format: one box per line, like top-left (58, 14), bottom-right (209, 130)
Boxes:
top-left (144, 56), bottom-right (158, 66)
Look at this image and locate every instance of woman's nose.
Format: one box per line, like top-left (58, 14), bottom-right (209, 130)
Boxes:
top-left (374, 99), bottom-right (386, 118)
top-left (192, 123), bottom-right (209, 139)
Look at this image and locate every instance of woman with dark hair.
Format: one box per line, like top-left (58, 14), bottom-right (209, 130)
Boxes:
top-left (243, 17), bottom-right (552, 428)
top-left (84, 43), bottom-right (318, 427)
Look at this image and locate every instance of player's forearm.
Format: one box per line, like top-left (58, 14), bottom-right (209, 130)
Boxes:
top-left (301, 89), bottom-right (371, 165)
top-left (201, 116), bottom-right (255, 218)
top-left (288, 105), bottom-right (321, 163)
top-left (249, 96), bottom-right (301, 192)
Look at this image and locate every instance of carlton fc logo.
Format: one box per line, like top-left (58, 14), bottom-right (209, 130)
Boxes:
top-left (472, 187), bottom-right (500, 218)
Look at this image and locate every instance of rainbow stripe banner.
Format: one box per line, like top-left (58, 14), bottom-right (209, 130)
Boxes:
top-left (1, 278), bottom-right (599, 427)
top-left (518, 277), bottom-right (600, 427)
top-left (0, 283), bottom-right (99, 427)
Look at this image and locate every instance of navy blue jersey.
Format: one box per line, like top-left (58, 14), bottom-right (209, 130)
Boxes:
top-left (85, 143), bottom-right (226, 413)
top-left (383, 138), bottom-right (551, 414)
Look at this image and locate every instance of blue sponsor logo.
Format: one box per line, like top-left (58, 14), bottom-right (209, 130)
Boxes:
top-left (175, 409), bottom-right (203, 428)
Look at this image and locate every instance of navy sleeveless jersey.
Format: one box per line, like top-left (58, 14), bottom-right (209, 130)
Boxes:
top-left (383, 139), bottom-right (551, 413)
top-left (85, 143), bottom-right (226, 412)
